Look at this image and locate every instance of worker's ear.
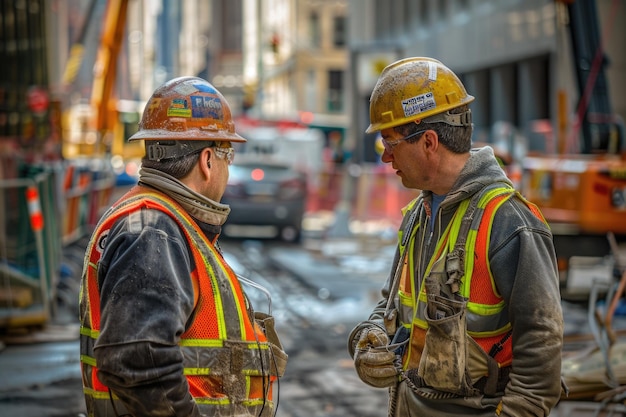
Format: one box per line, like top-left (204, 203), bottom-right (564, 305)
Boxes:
top-left (199, 148), bottom-right (212, 179)
top-left (422, 129), bottom-right (439, 153)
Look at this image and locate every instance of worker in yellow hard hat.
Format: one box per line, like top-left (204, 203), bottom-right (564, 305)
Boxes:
top-left (348, 58), bottom-right (564, 416)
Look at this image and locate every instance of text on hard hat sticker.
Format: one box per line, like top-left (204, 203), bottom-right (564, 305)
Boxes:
top-left (191, 95), bottom-right (223, 119)
top-left (167, 98), bottom-right (191, 117)
top-left (402, 92), bottom-right (436, 117)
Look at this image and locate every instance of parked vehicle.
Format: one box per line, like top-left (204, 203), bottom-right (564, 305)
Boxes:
top-left (221, 157), bottom-right (308, 242)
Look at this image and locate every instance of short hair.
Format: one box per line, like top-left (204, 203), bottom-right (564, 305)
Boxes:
top-left (141, 149), bottom-right (202, 179)
top-left (394, 105), bottom-right (472, 153)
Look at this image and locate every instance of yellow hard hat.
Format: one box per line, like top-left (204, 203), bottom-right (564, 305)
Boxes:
top-left (366, 57), bottom-right (475, 134)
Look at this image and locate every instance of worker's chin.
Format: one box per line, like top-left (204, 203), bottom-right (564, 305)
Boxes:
top-left (399, 176), bottom-right (417, 190)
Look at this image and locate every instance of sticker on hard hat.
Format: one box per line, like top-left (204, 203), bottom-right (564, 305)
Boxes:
top-left (148, 98), bottom-right (162, 112)
top-left (402, 92), bottom-right (436, 117)
top-left (193, 82), bottom-right (219, 94)
top-left (191, 95), bottom-right (223, 119)
top-left (167, 98), bottom-right (191, 117)
top-left (428, 62), bottom-right (438, 81)
top-left (175, 84), bottom-right (199, 96)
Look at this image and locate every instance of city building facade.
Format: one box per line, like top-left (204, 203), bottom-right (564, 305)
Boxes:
top-left (347, 0), bottom-right (626, 163)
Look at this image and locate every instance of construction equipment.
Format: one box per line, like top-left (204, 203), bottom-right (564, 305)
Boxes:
top-left (62, 0), bottom-right (137, 161)
top-left (520, 0), bottom-right (626, 296)
top-left (559, 233), bottom-right (626, 415)
top-left (63, 0), bottom-right (145, 184)
top-left (0, 0), bottom-right (132, 329)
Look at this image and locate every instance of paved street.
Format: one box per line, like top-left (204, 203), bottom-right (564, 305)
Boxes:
top-left (1, 226), bottom-right (626, 416)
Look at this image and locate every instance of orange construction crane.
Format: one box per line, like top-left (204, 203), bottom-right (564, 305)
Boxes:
top-left (91, 0), bottom-right (129, 156)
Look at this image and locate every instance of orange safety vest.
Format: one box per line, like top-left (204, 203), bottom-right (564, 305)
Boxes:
top-left (395, 184), bottom-right (547, 371)
top-left (79, 187), bottom-right (284, 416)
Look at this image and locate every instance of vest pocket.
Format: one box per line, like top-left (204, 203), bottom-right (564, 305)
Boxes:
top-left (418, 296), bottom-right (476, 396)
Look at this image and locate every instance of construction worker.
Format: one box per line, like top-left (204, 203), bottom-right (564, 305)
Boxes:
top-left (347, 58), bottom-right (564, 416)
top-left (79, 76), bottom-right (287, 417)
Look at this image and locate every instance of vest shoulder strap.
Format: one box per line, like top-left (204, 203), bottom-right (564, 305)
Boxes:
top-left (445, 183), bottom-right (515, 293)
top-left (453, 182), bottom-right (515, 250)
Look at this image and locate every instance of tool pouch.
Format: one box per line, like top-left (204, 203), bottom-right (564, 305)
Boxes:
top-left (418, 295), bottom-right (476, 396)
top-left (254, 312), bottom-right (288, 377)
top-left (417, 265), bottom-right (477, 396)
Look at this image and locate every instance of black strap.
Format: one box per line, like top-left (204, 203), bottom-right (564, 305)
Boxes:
top-left (489, 329), bottom-right (513, 358)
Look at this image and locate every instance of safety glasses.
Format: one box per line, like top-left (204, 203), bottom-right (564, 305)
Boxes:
top-left (214, 147), bottom-right (235, 165)
top-left (213, 142), bottom-right (235, 165)
top-left (381, 129), bottom-right (426, 153)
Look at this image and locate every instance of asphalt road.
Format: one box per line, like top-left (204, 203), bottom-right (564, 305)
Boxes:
top-left (0, 236), bottom-right (390, 417)
top-left (1, 234), bottom-right (626, 417)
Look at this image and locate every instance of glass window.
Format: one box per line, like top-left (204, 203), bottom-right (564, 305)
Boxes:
top-left (333, 16), bottom-right (346, 47)
top-left (420, 0), bottom-right (430, 25)
top-left (403, 0), bottom-right (416, 30)
top-left (327, 70), bottom-right (344, 112)
top-left (437, 0), bottom-right (448, 19)
top-left (310, 12), bottom-right (320, 48)
top-left (375, 0), bottom-right (392, 38)
top-left (222, 0), bottom-right (242, 53)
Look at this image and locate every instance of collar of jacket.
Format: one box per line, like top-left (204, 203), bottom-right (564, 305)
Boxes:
top-left (138, 166), bottom-right (231, 226)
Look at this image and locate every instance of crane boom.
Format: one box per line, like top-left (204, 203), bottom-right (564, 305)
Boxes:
top-left (90, 0), bottom-right (129, 154)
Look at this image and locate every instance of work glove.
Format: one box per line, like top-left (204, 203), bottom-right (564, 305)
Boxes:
top-left (353, 326), bottom-right (399, 388)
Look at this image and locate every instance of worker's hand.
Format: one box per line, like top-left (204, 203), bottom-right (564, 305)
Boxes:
top-left (353, 327), bottom-right (398, 388)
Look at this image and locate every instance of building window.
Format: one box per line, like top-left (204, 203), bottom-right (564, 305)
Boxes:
top-left (310, 12), bottom-right (321, 48)
top-left (306, 70), bottom-right (317, 111)
top-left (437, 0), bottom-right (448, 19)
top-left (375, 0), bottom-right (392, 38)
top-left (222, 0), bottom-right (242, 53)
top-left (328, 70), bottom-right (344, 112)
top-left (419, 0), bottom-right (430, 25)
top-left (333, 15), bottom-right (346, 47)
top-left (403, 0), bottom-right (416, 31)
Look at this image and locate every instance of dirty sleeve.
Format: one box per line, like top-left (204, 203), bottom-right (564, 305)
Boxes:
top-left (489, 200), bottom-right (563, 416)
top-left (93, 210), bottom-right (200, 417)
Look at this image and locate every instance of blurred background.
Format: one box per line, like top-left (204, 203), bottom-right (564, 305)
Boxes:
top-left (1, 1), bottom-right (626, 415)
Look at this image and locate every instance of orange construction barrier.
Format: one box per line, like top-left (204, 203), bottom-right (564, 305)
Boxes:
top-left (26, 186), bottom-right (44, 232)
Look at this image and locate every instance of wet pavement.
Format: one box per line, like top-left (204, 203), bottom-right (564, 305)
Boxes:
top-left (0, 216), bottom-right (397, 417)
top-left (1, 213), bottom-right (626, 416)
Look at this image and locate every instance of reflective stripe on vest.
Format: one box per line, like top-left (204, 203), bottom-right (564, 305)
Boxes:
top-left (79, 187), bottom-right (277, 416)
top-left (395, 185), bottom-right (539, 370)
